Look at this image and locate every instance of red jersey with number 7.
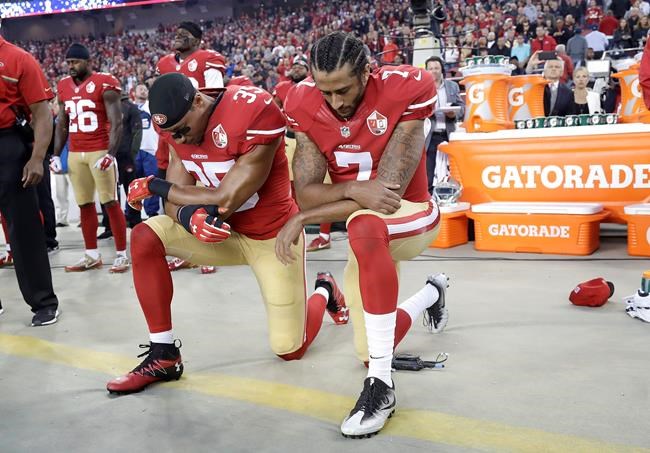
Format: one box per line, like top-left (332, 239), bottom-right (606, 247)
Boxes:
top-left (160, 85), bottom-right (295, 240)
top-left (57, 72), bottom-right (121, 152)
top-left (284, 65), bottom-right (435, 203)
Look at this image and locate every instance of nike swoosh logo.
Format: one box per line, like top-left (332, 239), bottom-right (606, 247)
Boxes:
top-left (414, 71), bottom-right (422, 81)
top-left (264, 98), bottom-right (272, 105)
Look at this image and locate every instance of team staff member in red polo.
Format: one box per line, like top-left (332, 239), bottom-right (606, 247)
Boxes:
top-left (0, 32), bottom-right (60, 326)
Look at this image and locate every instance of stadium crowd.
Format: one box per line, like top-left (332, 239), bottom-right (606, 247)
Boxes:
top-left (16, 0), bottom-right (647, 92)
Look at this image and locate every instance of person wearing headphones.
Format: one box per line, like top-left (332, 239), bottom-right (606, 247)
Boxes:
top-left (424, 56), bottom-right (464, 191)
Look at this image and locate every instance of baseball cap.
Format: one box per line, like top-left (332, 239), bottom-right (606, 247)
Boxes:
top-left (292, 55), bottom-right (309, 68)
top-left (149, 73), bottom-right (196, 129)
top-left (569, 278), bottom-right (615, 307)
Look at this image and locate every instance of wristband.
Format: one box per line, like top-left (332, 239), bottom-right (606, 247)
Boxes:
top-left (177, 205), bottom-right (204, 232)
top-left (148, 177), bottom-right (173, 199)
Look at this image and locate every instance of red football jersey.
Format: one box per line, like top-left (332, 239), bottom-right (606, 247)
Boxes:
top-left (227, 75), bottom-right (254, 87)
top-left (284, 65), bottom-right (435, 203)
top-left (156, 49), bottom-right (226, 89)
top-left (163, 85), bottom-right (295, 240)
top-left (57, 72), bottom-right (121, 152)
top-left (272, 80), bottom-right (295, 106)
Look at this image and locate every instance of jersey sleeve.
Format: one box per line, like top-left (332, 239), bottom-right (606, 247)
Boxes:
top-left (397, 68), bottom-right (437, 122)
top-left (18, 52), bottom-right (53, 105)
top-left (100, 74), bottom-right (122, 96)
top-left (238, 91), bottom-right (287, 155)
top-left (283, 80), bottom-right (316, 133)
top-left (204, 51), bottom-right (226, 74)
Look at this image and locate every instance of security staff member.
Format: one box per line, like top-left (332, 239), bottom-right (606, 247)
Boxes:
top-left (0, 32), bottom-right (60, 326)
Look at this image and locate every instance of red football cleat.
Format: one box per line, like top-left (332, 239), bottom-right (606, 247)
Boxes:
top-left (107, 341), bottom-right (183, 394)
top-left (315, 271), bottom-right (349, 325)
top-left (0, 251), bottom-right (13, 267)
top-left (307, 235), bottom-right (331, 252)
top-left (167, 257), bottom-right (197, 271)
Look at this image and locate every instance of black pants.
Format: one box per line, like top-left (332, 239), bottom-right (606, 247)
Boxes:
top-left (426, 132), bottom-right (448, 194)
top-left (35, 159), bottom-right (58, 248)
top-left (0, 131), bottom-right (58, 312)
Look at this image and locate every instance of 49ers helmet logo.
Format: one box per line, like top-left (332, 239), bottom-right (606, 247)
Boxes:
top-left (212, 124), bottom-right (228, 148)
top-left (152, 114), bottom-right (167, 126)
top-left (367, 110), bottom-right (388, 136)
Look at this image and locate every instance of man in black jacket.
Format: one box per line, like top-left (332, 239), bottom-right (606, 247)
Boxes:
top-left (542, 58), bottom-right (573, 116)
top-left (99, 94), bottom-right (142, 238)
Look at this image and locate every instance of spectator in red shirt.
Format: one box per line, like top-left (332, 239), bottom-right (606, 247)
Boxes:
top-left (381, 36), bottom-right (399, 63)
top-left (585, 0), bottom-right (604, 27)
top-left (531, 26), bottom-right (558, 53)
top-left (555, 44), bottom-right (574, 83)
top-left (599, 10), bottom-right (620, 36)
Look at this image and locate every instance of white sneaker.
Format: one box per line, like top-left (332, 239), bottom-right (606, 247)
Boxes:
top-left (625, 291), bottom-right (650, 323)
top-left (424, 273), bottom-right (449, 333)
top-left (341, 377), bottom-right (396, 438)
top-left (65, 254), bottom-right (102, 272)
top-left (109, 255), bottom-right (131, 274)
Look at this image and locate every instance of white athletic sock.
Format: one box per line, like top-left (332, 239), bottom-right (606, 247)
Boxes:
top-left (398, 283), bottom-right (439, 323)
top-left (150, 330), bottom-right (174, 344)
top-left (364, 311), bottom-right (396, 387)
top-left (319, 233), bottom-right (330, 240)
top-left (314, 286), bottom-right (330, 302)
top-left (5, 244), bottom-right (11, 252)
top-left (116, 250), bottom-right (127, 258)
top-left (85, 249), bottom-right (100, 260)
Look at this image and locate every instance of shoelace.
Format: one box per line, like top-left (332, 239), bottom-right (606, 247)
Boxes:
top-left (351, 379), bottom-right (385, 414)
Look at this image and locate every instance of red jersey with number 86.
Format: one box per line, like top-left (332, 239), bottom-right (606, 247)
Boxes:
top-left (284, 65), bottom-right (435, 203)
top-left (57, 72), bottom-right (121, 152)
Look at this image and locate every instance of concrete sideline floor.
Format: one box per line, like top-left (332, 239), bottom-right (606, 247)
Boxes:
top-left (0, 227), bottom-right (649, 452)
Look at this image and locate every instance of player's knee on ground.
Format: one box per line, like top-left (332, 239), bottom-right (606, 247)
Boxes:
top-left (269, 332), bottom-right (303, 358)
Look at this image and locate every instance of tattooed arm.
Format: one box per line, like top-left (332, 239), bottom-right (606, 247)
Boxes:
top-left (292, 131), bottom-right (402, 213)
top-left (276, 120), bottom-right (424, 264)
top-left (375, 119), bottom-right (426, 198)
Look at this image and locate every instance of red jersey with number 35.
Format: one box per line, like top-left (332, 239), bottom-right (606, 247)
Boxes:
top-left (162, 86), bottom-right (294, 240)
top-left (157, 49), bottom-right (226, 89)
top-left (57, 72), bottom-right (121, 152)
top-left (284, 65), bottom-right (435, 203)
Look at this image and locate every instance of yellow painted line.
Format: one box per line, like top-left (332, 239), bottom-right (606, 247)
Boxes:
top-left (0, 333), bottom-right (647, 453)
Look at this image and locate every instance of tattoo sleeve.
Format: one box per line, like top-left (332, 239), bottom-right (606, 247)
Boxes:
top-left (376, 120), bottom-right (425, 197)
top-left (293, 132), bottom-right (327, 191)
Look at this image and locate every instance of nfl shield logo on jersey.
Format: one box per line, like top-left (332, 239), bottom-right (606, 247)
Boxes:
top-left (367, 110), bottom-right (388, 136)
top-left (212, 124), bottom-right (228, 148)
top-left (188, 59), bottom-right (198, 72)
top-left (340, 126), bottom-right (351, 138)
top-left (86, 81), bottom-right (95, 94)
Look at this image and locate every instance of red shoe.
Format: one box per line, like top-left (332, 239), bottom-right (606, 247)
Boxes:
top-left (107, 341), bottom-right (183, 394)
top-left (167, 257), bottom-right (197, 271)
top-left (315, 271), bottom-right (349, 325)
top-left (200, 266), bottom-right (217, 274)
top-left (0, 251), bottom-right (13, 267)
top-left (307, 235), bottom-right (331, 252)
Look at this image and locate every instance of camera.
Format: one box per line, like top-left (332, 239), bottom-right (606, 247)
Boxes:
top-left (410, 0), bottom-right (447, 38)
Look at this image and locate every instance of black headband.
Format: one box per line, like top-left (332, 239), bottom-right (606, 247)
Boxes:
top-left (178, 22), bottom-right (202, 39)
top-left (66, 43), bottom-right (90, 60)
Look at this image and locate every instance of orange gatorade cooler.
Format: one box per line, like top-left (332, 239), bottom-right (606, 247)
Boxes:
top-left (467, 202), bottom-right (609, 255)
top-left (623, 203), bottom-right (650, 256)
top-left (508, 75), bottom-right (547, 121)
top-left (612, 64), bottom-right (650, 123)
top-left (461, 74), bottom-right (511, 132)
top-left (430, 202), bottom-right (470, 248)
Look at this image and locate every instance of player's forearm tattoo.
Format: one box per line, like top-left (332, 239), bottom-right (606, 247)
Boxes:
top-left (293, 133), bottom-right (327, 190)
top-left (377, 122), bottom-right (424, 194)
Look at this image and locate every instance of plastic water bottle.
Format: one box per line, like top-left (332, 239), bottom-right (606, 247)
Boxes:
top-left (642, 270), bottom-right (650, 294)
